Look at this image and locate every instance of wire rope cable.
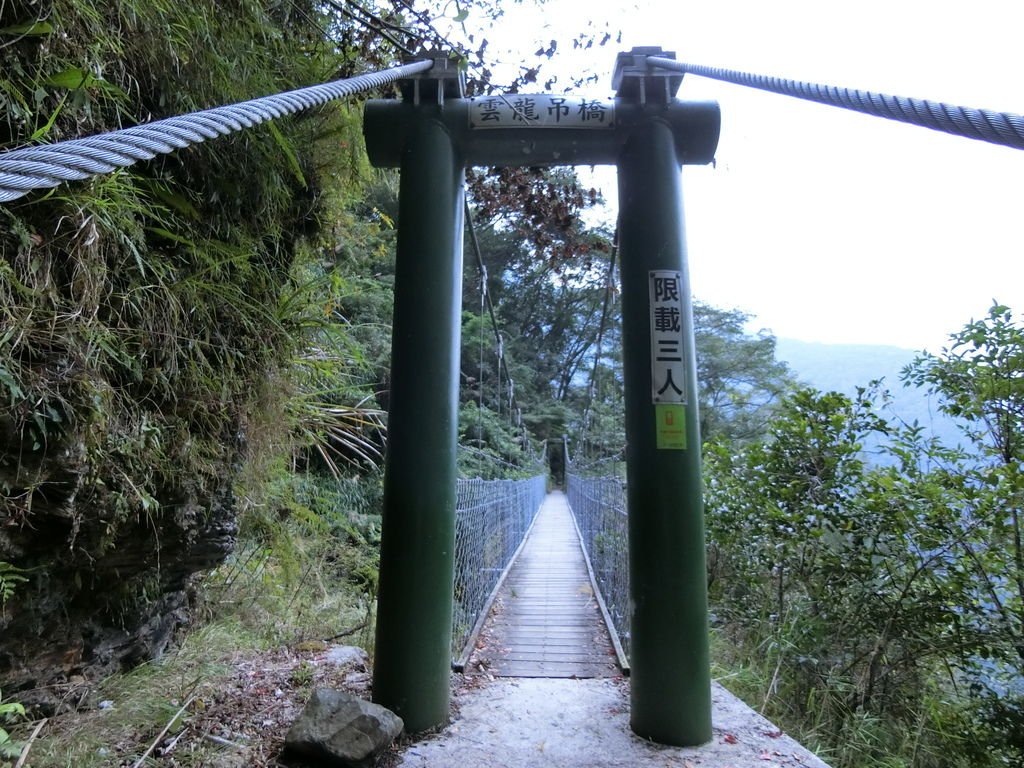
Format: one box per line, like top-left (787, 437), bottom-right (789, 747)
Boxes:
top-left (464, 201), bottom-right (526, 443)
top-left (0, 59), bottom-right (433, 203)
top-left (647, 56), bottom-right (1024, 152)
top-left (581, 231), bottom-right (619, 462)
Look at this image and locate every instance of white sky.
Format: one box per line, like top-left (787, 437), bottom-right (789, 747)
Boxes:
top-left (446, 0), bottom-right (1024, 351)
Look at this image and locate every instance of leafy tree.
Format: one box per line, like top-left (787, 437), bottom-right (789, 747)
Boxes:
top-left (459, 193), bottom-right (613, 450)
top-left (905, 302), bottom-right (1024, 466)
top-left (467, 167), bottom-right (606, 264)
top-left (703, 304), bottom-right (1024, 766)
top-left (904, 303), bottom-right (1024, 761)
top-left (694, 302), bottom-right (793, 443)
top-left (705, 386), bottom-right (976, 765)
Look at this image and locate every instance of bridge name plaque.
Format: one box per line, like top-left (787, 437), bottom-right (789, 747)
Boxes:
top-left (468, 95), bottom-right (616, 129)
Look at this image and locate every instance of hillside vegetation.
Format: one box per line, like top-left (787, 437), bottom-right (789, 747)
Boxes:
top-left (706, 305), bottom-right (1024, 767)
top-left (0, 0), bottom-right (400, 707)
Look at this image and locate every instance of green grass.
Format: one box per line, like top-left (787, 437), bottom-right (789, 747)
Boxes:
top-left (20, 513), bottom-right (378, 767)
top-left (709, 628), bottom-right (983, 768)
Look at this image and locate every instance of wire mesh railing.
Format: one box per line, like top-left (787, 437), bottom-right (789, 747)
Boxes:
top-left (451, 474), bottom-right (546, 662)
top-left (566, 471), bottom-right (630, 660)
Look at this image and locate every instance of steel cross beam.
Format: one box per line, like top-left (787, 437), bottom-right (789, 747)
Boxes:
top-left (366, 46), bottom-right (719, 746)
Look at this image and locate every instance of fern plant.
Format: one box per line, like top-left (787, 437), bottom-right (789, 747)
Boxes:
top-left (0, 562), bottom-right (27, 613)
top-left (0, 688), bottom-right (25, 760)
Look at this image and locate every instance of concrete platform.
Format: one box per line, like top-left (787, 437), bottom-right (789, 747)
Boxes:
top-left (396, 677), bottom-right (832, 768)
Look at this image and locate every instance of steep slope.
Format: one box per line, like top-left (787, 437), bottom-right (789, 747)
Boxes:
top-left (0, 0), bottom-right (369, 708)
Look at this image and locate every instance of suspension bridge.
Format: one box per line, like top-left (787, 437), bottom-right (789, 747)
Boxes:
top-left (457, 487), bottom-right (621, 679)
top-left (4, 42), bottom-right (1022, 761)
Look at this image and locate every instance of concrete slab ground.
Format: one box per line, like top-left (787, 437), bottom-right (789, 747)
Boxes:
top-left (396, 677), bottom-right (832, 768)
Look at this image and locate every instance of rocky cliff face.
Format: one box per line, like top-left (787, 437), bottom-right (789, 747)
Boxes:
top-left (0, 232), bottom-right (263, 710)
top-left (0, 424), bottom-right (240, 710)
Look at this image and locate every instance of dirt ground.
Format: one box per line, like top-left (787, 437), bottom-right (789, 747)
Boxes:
top-left (10, 641), bottom-right (374, 768)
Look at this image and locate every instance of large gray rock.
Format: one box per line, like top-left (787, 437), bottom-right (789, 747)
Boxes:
top-left (325, 645), bottom-right (369, 671)
top-left (285, 688), bottom-right (403, 768)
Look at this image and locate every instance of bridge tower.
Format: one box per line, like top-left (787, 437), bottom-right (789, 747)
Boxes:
top-left (364, 47), bottom-right (719, 746)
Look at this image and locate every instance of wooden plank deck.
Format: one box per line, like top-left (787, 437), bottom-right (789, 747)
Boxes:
top-left (467, 491), bottom-right (620, 678)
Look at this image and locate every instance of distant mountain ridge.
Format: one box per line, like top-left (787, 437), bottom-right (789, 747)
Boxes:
top-left (774, 338), bottom-right (964, 450)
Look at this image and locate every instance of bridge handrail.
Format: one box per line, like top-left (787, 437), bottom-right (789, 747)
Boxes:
top-left (451, 474), bottom-right (546, 664)
top-left (566, 471), bottom-right (631, 659)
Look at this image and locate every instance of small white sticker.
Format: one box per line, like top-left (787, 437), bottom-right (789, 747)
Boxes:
top-left (469, 95), bottom-right (614, 129)
top-left (649, 270), bottom-right (687, 404)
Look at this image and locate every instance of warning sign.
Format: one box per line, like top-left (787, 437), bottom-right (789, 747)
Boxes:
top-left (649, 270), bottom-right (687, 404)
top-left (655, 404), bottom-right (687, 450)
top-left (469, 95), bottom-right (615, 129)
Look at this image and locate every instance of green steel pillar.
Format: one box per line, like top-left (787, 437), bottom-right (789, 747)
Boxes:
top-left (617, 109), bottom-right (712, 743)
top-left (371, 110), bottom-right (465, 731)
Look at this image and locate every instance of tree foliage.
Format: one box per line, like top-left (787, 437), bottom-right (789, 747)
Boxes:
top-left (904, 303), bottom-right (1024, 762)
top-left (694, 302), bottom-right (792, 443)
top-left (905, 302), bottom-right (1024, 465)
top-left (706, 304), bottom-right (1024, 767)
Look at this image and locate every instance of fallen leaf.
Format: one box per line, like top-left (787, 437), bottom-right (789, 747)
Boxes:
top-left (722, 733), bottom-right (738, 744)
top-left (763, 729), bottom-right (783, 738)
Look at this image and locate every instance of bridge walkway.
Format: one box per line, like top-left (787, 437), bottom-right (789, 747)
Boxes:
top-left (466, 490), bottom-right (619, 678)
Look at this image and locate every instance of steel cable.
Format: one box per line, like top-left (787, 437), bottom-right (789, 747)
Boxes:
top-left (580, 231), bottom-right (618, 462)
top-left (647, 56), bottom-right (1024, 152)
top-left (0, 60), bottom-right (433, 203)
top-left (464, 202), bottom-right (525, 440)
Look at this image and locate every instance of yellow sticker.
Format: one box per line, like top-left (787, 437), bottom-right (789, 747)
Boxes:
top-left (655, 404), bottom-right (687, 450)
